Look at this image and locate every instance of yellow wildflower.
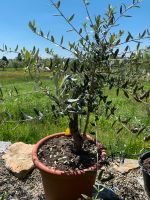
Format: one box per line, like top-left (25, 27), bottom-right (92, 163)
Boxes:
top-left (65, 127), bottom-right (71, 136)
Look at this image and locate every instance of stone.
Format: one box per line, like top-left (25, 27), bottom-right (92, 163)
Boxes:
top-left (2, 142), bottom-right (35, 179)
top-left (0, 141), bottom-right (11, 153)
top-left (112, 159), bottom-right (139, 174)
top-left (137, 176), bottom-right (144, 188)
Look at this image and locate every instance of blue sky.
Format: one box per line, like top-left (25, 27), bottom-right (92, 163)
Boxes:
top-left (0, 0), bottom-right (150, 58)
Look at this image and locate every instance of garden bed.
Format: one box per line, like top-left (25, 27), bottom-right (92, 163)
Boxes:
top-left (0, 153), bottom-right (148, 200)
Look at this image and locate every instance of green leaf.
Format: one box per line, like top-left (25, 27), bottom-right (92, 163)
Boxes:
top-left (46, 32), bottom-right (50, 38)
top-left (123, 90), bottom-right (129, 98)
top-left (109, 34), bottom-right (115, 43)
top-left (68, 14), bottom-right (75, 22)
top-left (120, 5), bottom-right (123, 14)
top-left (28, 21), bottom-right (36, 32)
top-left (112, 120), bottom-right (117, 127)
top-left (79, 38), bottom-right (83, 45)
top-left (117, 127), bottom-right (123, 134)
top-left (116, 88), bottom-right (119, 96)
top-left (108, 16), bottom-right (114, 25)
top-left (90, 131), bottom-right (96, 135)
top-left (141, 30), bottom-right (146, 38)
top-left (5, 45), bottom-right (7, 51)
top-left (119, 30), bottom-right (124, 36)
top-left (124, 45), bottom-right (129, 51)
top-left (14, 86), bottom-right (19, 95)
top-left (79, 28), bottom-right (82, 34)
top-left (40, 30), bottom-right (44, 37)
top-left (129, 32), bottom-right (133, 39)
top-left (121, 52), bottom-right (126, 58)
top-left (126, 34), bottom-right (131, 42)
top-left (123, 15), bottom-right (132, 17)
top-left (15, 45), bottom-right (18, 52)
top-left (96, 15), bottom-right (101, 27)
top-left (137, 126), bottom-right (145, 135)
top-left (66, 99), bottom-right (79, 103)
top-left (116, 39), bottom-right (120, 45)
top-left (53, 14), bottom-right (61, 17)
top-left (60, 36), bottom-right (64, 45)
top-left (66, 29), bottom-right (73, 32)
top-left (137, 42), bottom-right (140, 50)
top-left (51, 36), bottom-right (55, 42)
top-left (98, 169), bottom-right (104, 181)
top-left (33, 108), bottom-right (40, 116)
top-left (85, 35), bottom-right (89, 41)
top-left (83, 22), bottom-right (87, 30)
top-left (139, 91), bottom-right (149, 100)
top-left (45, 47), bottom-right (49, 53)
top-left (114, 49), bottom-right (119, 58)
top-left (32, 46), bottom-right (36, 54)
top-left (64, 58), bottom-right (70, 70)
top-left (0, 87), bottom-right (3, 97)
top-left (55, 1), bottom-right (60, 8)
top-left (122, 80), bottom-right (128, 89)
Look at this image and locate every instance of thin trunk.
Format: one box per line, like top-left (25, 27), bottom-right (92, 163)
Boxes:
top-left (69, 113), bottom-right (83, 153)
top-left (83, 111), bottom-right (90, 137)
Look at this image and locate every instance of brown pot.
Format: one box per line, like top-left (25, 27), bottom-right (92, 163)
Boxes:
top-left (139, 151), bottom-right (150, 199)
top-left (32, 132), bottom-right (106, 200)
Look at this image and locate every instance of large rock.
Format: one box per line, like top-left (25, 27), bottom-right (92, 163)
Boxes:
top-left (112, 159), bottom-right (139, 174)
top-left (2, 142), bottom-right (35, 179)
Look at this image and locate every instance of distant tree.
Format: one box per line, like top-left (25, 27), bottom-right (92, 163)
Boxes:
top-left (16, 53), bottom-right (22, 62)
top-left (2, 56), bottom-right (9, 64)
top-left (142, 46), bottom-right (150, 73)
top-left (0, 59), bottom-right (7, 71)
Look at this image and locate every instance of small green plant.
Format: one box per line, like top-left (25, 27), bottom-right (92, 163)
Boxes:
top-left (28, 0), bottom-right (150, 152)
top-left (0, 192), bottom-right (8, 200)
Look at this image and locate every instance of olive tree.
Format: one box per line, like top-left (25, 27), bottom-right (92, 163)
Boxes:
top-left (29, 0), bottom-right (150, 152)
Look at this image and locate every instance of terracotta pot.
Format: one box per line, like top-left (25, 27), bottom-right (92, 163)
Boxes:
top-left (139, 151), bottom-right (150, 199)
top-left (32, 132), bottom-right (106, 200)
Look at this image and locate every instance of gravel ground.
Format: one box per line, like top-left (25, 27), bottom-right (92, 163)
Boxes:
top-left (0, 153), bottom-right (44, 200)
top-left (0, 153), bottom-right (148, 200)
top-left (102, 164), bottom-right (148, 200)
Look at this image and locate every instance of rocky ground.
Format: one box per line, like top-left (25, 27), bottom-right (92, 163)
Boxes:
top-left (0, 153), bottom-right (45, 199)
top-left (101, 165), bottom-right (147, 200)
top-left (0, 152), bottom-right (148, 200)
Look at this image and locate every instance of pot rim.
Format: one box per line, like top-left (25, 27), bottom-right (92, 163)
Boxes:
top-left (32, 132), bottom-right (106, 176)
top-left (139, 151), bottom-right (150, 166)
top-left (139, 151), bottom-right (150, 175)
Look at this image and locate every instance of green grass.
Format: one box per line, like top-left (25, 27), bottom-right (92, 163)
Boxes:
top-left (96, 86), bottom-right (150, 156)
top-left (0, 68), bottom-right (150, 157)
top-left (0, 68), bottom-right (68, 143)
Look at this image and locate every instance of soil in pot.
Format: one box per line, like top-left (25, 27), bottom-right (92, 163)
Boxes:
top-left (37, 135), bottom-right (102, 171)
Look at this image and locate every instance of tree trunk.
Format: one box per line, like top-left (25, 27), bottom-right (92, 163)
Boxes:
top-left (69, 113), bottom-right (83, 153)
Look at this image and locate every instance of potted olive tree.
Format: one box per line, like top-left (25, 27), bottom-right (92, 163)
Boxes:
top-left (29, 0), bottom-right (150, 199)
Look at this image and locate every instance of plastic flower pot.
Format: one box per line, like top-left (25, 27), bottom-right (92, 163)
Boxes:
top-left (32, 132), bottom-right (106, 200)
top-left (139, 151), bottom-right (150, 199)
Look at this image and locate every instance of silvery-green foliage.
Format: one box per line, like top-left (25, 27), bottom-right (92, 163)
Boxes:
top-left (28, 0), bottom-right (150, 149)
